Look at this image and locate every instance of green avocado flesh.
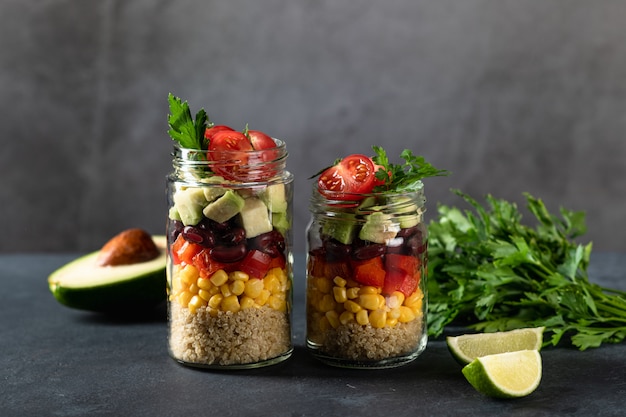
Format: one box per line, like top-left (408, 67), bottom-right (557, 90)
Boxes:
top-left (48, 236), bottom-right (167, 313)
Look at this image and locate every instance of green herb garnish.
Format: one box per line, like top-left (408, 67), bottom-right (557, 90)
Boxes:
top-left (427, 190), bottom-right (626, 350)
top-left (167, 93), bottom-right (209, 150)
top-left (371, 146), bottom-right (449, 192)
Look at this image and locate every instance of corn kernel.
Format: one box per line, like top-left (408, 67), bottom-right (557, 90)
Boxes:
top-left (240, 296), bottom-right (255, 310)
top-left (398, 306), bottom-right (416, 323)
top-left (244, 278), bottom-right (264, 298)
top-left (180, 264), bottom-right (198, 286)
top-left (221, 295), bottom-right (240, 313)
top-left (386, 317), bottom-right (398, 327)
top-left (377, 294), bottom-right (386, 309)
top-left (404, 289), bottom-right (423, 307)
top-left (314, 277), bottom-right (332, 294)
top-left (325, 310), bottom-right (340, 329)
top-left (208, 294), bottom-right (224, 309)
top-left (264, 274), bottom-right (280, 293)
top-left (198, 289), bottom-right (212, 302)
top-left (277, 269), bottom-right (289, 288)
top-left (220, 283), bottom-right (232, 297)
top-left (187, 295), bottom-right (205, 314)
top-left (358, 294), bottom-right (380, 311)
top-left (360, 286), bottom-right (379, 295)
top-left (268, 295), bottom-right (286, 312)
top-left (178, 291), bottom-right (193, 307)
top-left (346, 287), bottom-right (360, 299)
top-left (333, 286), bottom-right (348, 303)
top-left (230, 271), bottom-right (249, 281)
top-left (318, 294), bottom-right (337, 313)
top-left (343, 299), bottom-right (362, 313)
top-left (388, 307), bottom-right (402, 320)
top-left (339, 311), bottom-right (354, 325)
top-left (369, 310), bottom-right (387, 329)
top-left (356, 309), bottom-right (369, 325)
top-left (333, 276), bottom-right (347, 287)
top-left (256, 289), bottom-right (271, 306)
top-left (197, 278), bottom-right (213, 291)
top-left (386, 292), bottom-right (404, 309)
top-left (210, 269), bottom-right (229, 287)
top-left (230, 280), bottom-right (246, 296)
top-left (188, 283), bottom-right (199, 295)
top-left (207, 307), bottom-right (219, 317)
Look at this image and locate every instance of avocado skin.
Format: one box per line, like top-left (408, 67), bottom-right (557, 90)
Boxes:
top-left (51, 270), bottom-right (166, 313)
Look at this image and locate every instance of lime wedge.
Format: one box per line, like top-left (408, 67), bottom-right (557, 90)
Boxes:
top-left (462, 350), bottom-right (542, 398)
top-left (446, 327), bottom-right (545, 365)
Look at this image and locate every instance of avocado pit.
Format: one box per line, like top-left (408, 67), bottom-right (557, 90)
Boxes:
top-left (96, 228), bottom-right (160, 267)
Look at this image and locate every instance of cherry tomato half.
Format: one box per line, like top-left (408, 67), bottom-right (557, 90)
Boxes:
top-left (248, 130), bottom-right (275, 150)
top-left (208, 130), bottom-right (253, 180)
top-left (204, 125), bottom-right (234, 147)
top-left (318, 154), bottom-right (376, 200)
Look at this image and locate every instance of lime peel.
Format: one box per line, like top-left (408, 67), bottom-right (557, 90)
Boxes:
top-left (462, 350), bottom-right (542, 399)
top-left (446, 327), bottom-right (545, 365)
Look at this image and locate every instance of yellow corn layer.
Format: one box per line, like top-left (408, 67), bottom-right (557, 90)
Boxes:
top-left (307, 274), bottom-right (423, 330)
top-left (169, 264), bottom-right (291, 314)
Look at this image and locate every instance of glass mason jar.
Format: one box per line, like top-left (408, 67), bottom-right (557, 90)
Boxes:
top-left (306, 184), bottom-right (428, 368)
top-left (166, 140), bottom-right (293, 369)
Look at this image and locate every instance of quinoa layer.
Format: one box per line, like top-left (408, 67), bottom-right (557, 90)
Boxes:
top-left (310, 317), bottom-right (424, 362)
top-left (169, 303), bottom-right (291, 366)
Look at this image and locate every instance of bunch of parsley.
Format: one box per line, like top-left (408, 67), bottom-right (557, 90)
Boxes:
top-left (427, 190), bottom-right (626, 350)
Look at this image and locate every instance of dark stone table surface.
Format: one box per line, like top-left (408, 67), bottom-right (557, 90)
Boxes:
top-left (2, 252), bottom-right (625, 417)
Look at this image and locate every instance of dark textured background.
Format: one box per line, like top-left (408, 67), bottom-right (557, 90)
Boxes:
top-left (2, 0), bottom-right (625, 253)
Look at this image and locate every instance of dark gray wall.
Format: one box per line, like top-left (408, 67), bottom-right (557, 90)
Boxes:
top-left (2, 0), bottom-right (625, 253)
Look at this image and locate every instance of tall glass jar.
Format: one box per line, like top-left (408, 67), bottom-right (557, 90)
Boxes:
top-left (166, 140), bottom-right (293, 369)
top-left (306, 184), bottom-right (428, 368)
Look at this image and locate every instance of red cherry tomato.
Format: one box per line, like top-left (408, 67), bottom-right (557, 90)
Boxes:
top-left (248, 130), bottom-right (276, 150)
top-left (204, 125), bottom-right (234, 146)
top-left (247, 129), bottom-right (279, 167)
top-left (208, 130), bottom-right (253, 180)
top-left (318, 154), bottom-right (376, 200)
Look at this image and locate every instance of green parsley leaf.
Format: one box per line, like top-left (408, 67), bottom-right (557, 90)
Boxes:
top-left (167, 93), bottom-right (208, 150)
top-left (371, 146), bottom-right (449, 192)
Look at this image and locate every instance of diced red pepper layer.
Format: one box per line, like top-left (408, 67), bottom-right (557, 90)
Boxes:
top-left (351, 257), bottom-right (386, 287)
top-left (171, 234), bottom-right (203, 266)
top-left (170, 234), bottom-right (287, 279)
top-left (192, 248), bottom-right (228, 279)
top-left (382, 269), bottom-right (420, 296)
top-left (385, 253), bottom-right (419, 276)
top-left (239, 249), bottom-right (273, 279)
top-left (308, 251), bottom-right (423, 297)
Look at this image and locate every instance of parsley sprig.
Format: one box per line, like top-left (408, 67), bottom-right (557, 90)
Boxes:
top-left (371, 146), bottom-right (449, 192)
top-left (427, 190), bottom-right (626, 350)
top-left (167, 93), bottom-right (209, 150)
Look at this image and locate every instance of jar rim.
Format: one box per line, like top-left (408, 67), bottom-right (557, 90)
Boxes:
top-left (171, 138), bottom-right (289, 184)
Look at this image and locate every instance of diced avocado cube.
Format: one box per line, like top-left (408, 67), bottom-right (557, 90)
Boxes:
top-left (322, 217), bottom-right (357, 245)
top-left (271, 211), bottom-right (291, 236)
top-left (388, 196), bottom-right (420, 228)
top-left (359, 212), bottom-right (400, 244)
top-left (202, 190), bottom-right (245, 223)
top-left (168, 206), bottom-right (182, 221)
top-left (199, 176), bottom-right (229, 202)
top-left (173, 187), bottom-right (208, 226)
top-left (239, 197), bottom-right (273, 238)
top-left (260, 184), bottom-right (288, 213)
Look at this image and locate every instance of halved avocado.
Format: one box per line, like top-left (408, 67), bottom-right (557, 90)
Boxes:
top-left (48, 236), bottom-right (167, 313)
